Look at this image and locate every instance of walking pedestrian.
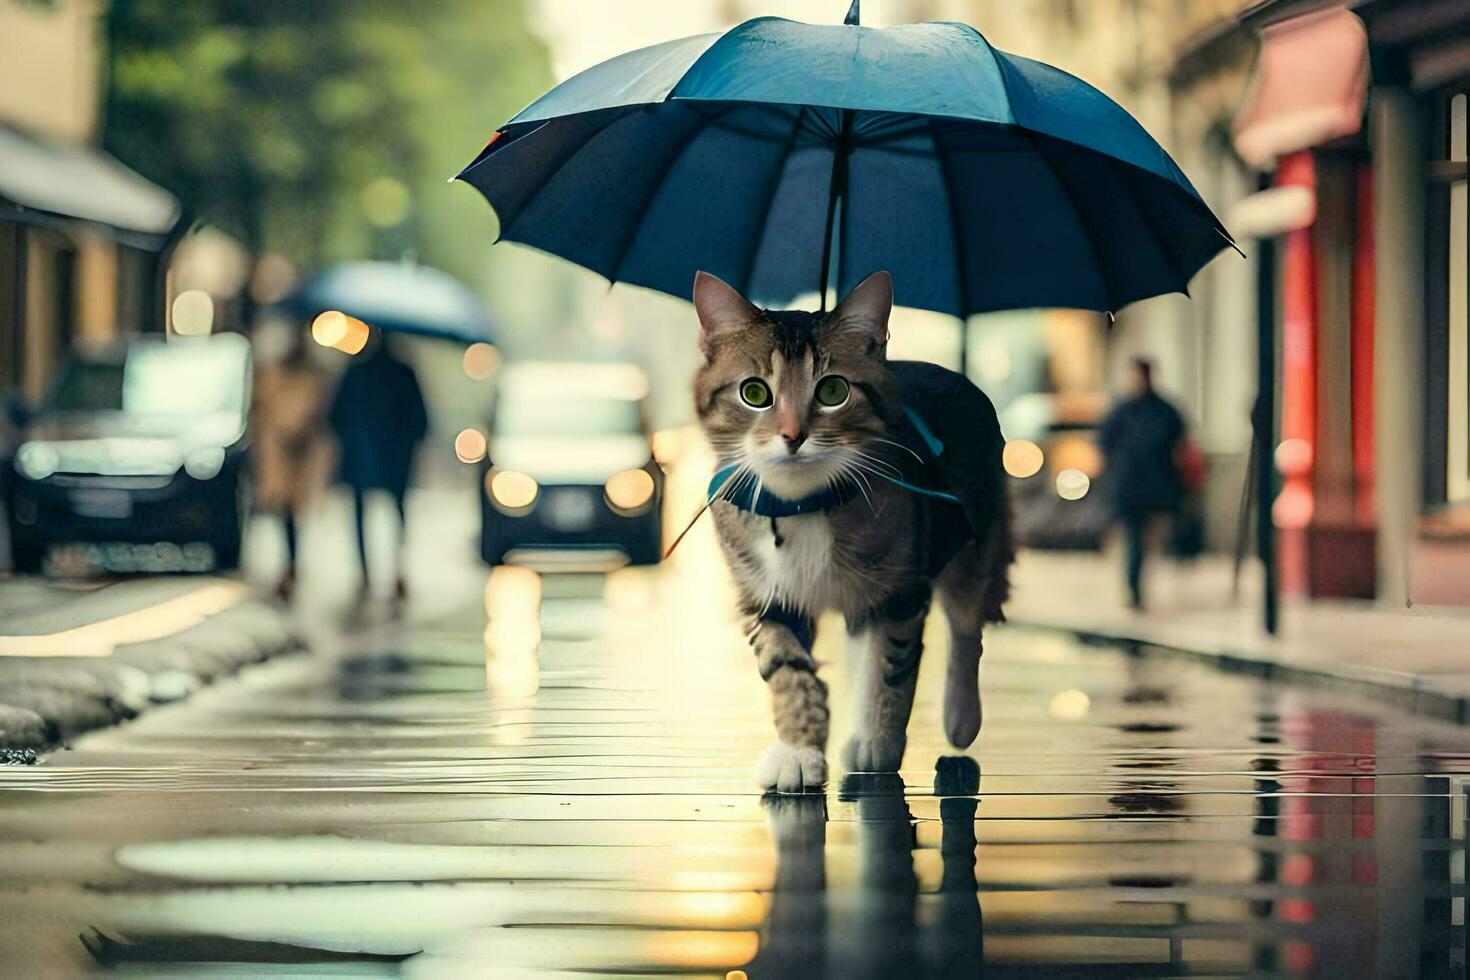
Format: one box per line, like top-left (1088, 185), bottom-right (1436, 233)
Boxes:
top-left (1098, 358), bottom-right (1187, 610)
top-left (327, 331), bottom-right (428, 609)
top-left (251, 322), bottom-right (333, 602)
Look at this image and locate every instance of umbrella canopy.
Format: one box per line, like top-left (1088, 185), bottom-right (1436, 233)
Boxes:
top-left (455, 8), bottom-right (1235, 319)
top-left (277, 261), bottom-right (495, 344)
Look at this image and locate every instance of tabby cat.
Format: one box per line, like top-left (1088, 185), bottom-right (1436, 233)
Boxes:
top-left (693, 270), bottom-right (1013, 792)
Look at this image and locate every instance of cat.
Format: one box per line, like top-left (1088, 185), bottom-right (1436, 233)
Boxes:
top-left (693, 269), bottom-right (1014, 792)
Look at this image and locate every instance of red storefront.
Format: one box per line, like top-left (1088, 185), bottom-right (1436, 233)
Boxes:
top-left (1232, 0), bottom-right (1470, 606)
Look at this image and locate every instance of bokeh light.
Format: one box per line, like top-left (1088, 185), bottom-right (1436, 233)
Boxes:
top-left (1049, 435), bottom-right (1102, 476)
top-left (604, 468), bottom-right (655, 512)
top-left (183, 448), bottom-right (225, 480)
top-left (1002, 439), bottom-right (1044, 478)
top-left (1049, 689), bottom-right (1091, 720)
top-left (487, 468), bottom-right (538, 511)
top-left (337, 317), bottom-right (371, 355)
top-left (1275, 437), bottom-right (1313, 475)
top-left (171, 290), bottom-right (214, 336)
top-left (1274, 485), bottom-right (1314, 528)
top-left (311, 310), bottom-right (349, 348)
top-left (1055, 468), bottom-right (1091, 500)
top-left (361, 176), bottom-right (411, 227)
top-left (462, 342), bottom-right (501, 380)
top-left (311, 310), bottom-right (371, 354)
top-left (454, 428), bottom-right (487, 464)
top-left (249, 253), bottom-right (297, 305)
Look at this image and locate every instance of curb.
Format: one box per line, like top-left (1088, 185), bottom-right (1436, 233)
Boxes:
top-left (0, 598), bottom-right (302, 757)
top-left (1005, 617), bottom-right (1470, 725)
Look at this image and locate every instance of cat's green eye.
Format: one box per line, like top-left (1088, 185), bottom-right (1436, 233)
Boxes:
top-left (815, 375), bottom-right (850, 408)
top-left (739, 378), bottom-right (772, 409)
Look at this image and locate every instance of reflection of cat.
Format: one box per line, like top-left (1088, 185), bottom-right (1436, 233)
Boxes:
top-left (741, 763), bottom-right (983, 978)
top-left (694, 271), bottom-right (1012, 791)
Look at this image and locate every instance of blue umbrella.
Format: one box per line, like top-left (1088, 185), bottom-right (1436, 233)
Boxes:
top-left (455, 3), bottom-right (1234, 318)
top-left (277, 261), bottom-right (495, 344)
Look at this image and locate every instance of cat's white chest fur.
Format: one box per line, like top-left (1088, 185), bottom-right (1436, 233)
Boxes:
top-left (746, 513), bottom-right (836, 615)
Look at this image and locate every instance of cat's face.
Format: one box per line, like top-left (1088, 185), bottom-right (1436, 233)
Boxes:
top-left (693, 272), bottom-right (897, 500)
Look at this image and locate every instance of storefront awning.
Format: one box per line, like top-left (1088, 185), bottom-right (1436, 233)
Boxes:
top-left (1233, 6), bottom-right (1369, 168)
top-left (0, 124), bottom-right (181, 247)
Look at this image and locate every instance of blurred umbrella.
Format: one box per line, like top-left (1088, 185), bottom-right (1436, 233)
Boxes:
top-left (276, 261), bottom-right (494, 344)
top-left (454, 2), bottom-right (1235, 319)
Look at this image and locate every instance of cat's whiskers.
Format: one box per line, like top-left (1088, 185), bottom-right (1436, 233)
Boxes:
top-left (835, 458), bottom-right (878, 514)
top-left (849, 446), bottom-right (902, 478)
top-left (870, 436), bottom-right (924, 464)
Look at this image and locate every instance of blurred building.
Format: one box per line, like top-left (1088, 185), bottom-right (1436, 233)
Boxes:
top-left (1167, 0), bottom-right (1470, 607)
top-left (0, 0), bottom-right (182, 402)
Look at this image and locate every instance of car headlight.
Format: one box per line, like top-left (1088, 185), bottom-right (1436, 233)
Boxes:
top-left (183, 447), bottom-right (226, 480)
top-left (604, 467), bottom-right (655, 515)
top-left (486, 468), bottom-right (539, 514)
top-left (14, 442), bottom-right (59, 481)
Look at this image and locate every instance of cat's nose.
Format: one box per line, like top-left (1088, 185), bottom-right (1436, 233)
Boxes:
top-left (782, 432), bottom-right (806, 454)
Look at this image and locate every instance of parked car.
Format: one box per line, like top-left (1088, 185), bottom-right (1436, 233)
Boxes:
top-left (480, 362), bottom-right (662, 567)
top-left (4, 334), bottom-right (252, 575)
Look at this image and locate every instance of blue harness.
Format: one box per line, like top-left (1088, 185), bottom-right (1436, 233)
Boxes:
top-left (706, 407), bottom-right (961, 516)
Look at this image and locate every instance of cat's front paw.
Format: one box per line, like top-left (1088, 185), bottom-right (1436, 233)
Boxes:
top-left (842, 734), bottom-right (906, 773)
top-left (756, 742), bottom-right (827, 793)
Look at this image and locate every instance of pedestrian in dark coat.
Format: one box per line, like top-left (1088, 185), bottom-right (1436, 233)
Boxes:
top-left (1098, 358), bottom-right (1186, 610)
top-left (328, 333), bottom-right (428, 605)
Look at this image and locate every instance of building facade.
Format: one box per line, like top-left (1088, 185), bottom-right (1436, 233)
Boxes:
top-left (1175, 0), bottom-right (1470, 607)
top-left (0, 0), bottom-right (181, 402)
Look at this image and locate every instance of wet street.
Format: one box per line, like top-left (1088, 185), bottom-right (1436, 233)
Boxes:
top-left (0, 542), bottom-right (1466, 979)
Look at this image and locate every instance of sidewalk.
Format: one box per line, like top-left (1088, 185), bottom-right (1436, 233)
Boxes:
top-left (0, 577), bottom-right (300, 756)
top-left (1006, 549), bottom-right (1470, 722)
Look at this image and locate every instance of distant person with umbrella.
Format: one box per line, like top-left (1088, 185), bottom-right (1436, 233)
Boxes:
top-left (328, 331), bottom-right (428, 608)
top-left (278, 259), bottom-right (490, 608)
top-left (1099, 358), bottom-right (1187, 611)
top-left (251, 321), bottom-right (334, 602)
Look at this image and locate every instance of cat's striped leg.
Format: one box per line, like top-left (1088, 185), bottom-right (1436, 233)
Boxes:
top-left (749, 605), bottom-right (828, 793)
top-left (842, 585), bottom-right (929, 773)
top-left (936, 541), bottom-right (991, 749)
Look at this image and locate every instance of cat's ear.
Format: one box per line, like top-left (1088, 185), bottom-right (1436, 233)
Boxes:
top-left (693, 271), bottom-right (758, 356)
top-left (831, 271), bottom-right (892, 353)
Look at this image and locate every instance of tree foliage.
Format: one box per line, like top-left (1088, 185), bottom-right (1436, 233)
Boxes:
top-left (103, 0), bottom-right (551, 288)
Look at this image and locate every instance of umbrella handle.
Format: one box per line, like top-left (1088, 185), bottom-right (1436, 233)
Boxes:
top-left (844, 1), bottom-right (860, 25)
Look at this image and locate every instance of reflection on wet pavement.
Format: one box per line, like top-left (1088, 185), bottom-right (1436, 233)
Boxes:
top-left (0, 566), bottom-right (1467, 976)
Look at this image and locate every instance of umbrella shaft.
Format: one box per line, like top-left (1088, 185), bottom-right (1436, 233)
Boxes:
top-left (819, 109), bottom-right (854, 312)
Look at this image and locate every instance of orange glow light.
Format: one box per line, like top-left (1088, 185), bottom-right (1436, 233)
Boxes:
top-left (311, 311), bottom-right (349, 348)
top-left (1002, 439), bottom-right (1044, 478)
top-left (455, 428), bottom-right (487, 464)
top-left (605, 468), bottom-right (655, 512)
top-left (488, 469), bottom-right (538, 511)
top-left (311, 311), bottom-right (371, 354)
top-left (462, 343), bottom-right (500, 380)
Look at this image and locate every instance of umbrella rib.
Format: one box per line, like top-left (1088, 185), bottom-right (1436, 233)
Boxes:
top-left (498, 110), bottom-right (633, 246)
top-left (607, 105), bottom-right (732, 287)
top-left (1110, 157), bottom-right (1188, 294)
top-left (737, 105), bottom-right (809, 298)
top-left (1017, 127), bottom-right (1117, 314)
top-left (926, 119), bottom-right (971, 320)
top-left (982, 42), bottom-right (1114, 313)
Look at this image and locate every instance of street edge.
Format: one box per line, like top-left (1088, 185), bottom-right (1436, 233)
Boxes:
top-left (1003, 618), bottom-right (1470, 725)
